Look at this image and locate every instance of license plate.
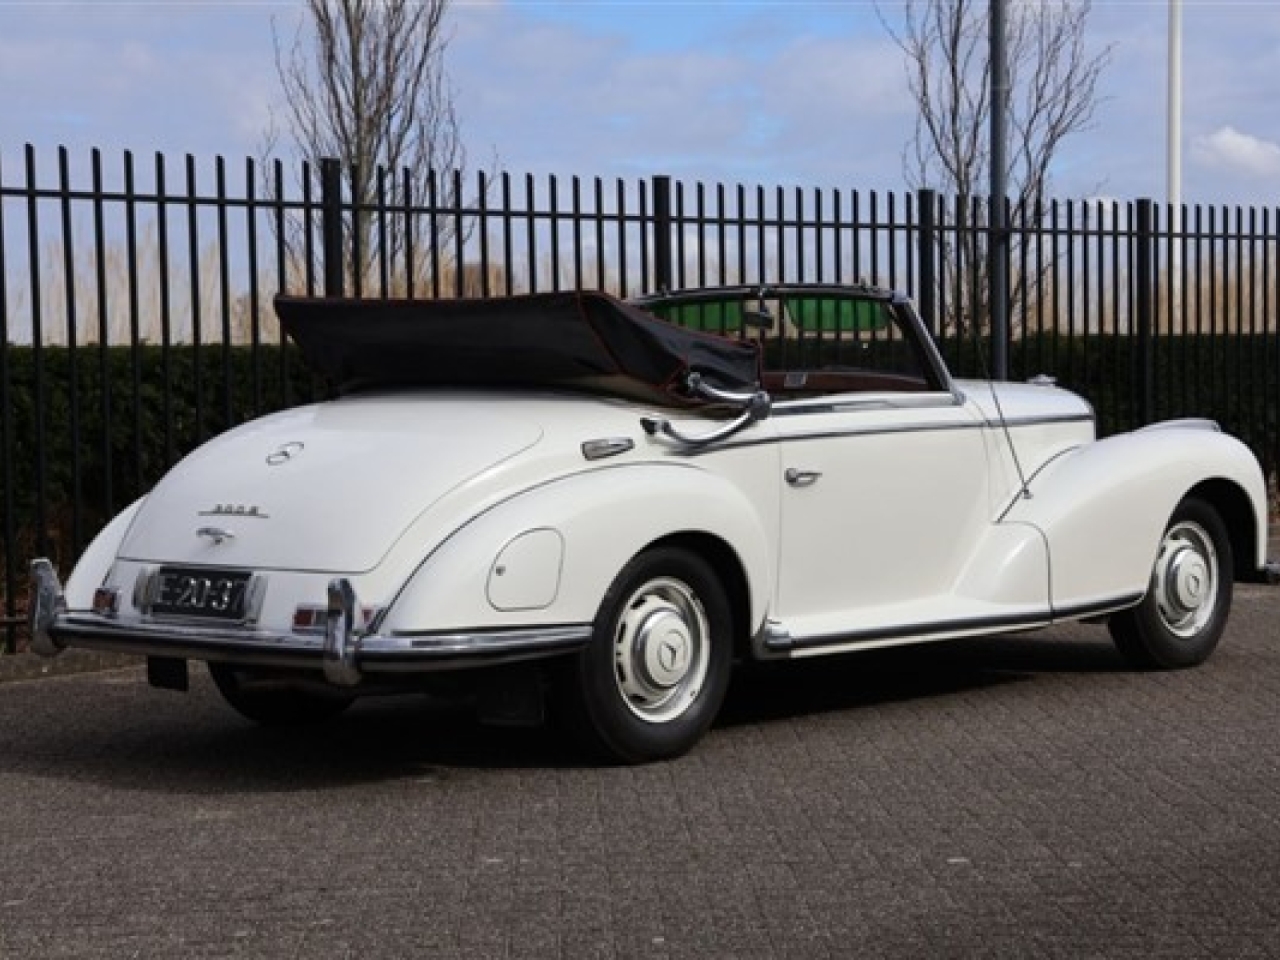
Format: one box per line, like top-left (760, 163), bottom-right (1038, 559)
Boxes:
top-left (151, 567), bottom-right (253, 621)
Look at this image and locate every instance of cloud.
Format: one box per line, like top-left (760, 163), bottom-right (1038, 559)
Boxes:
top-left (450, 3), bottom-right (915, 190)
top-left (1192, 126), bottom-right (1280, 179)
top-left (6, 1), bottom-right (1280, 207)
top-left (0, 7), bottom-right (282, 164)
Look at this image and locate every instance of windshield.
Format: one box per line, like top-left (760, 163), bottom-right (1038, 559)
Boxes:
top-left (638, 288), bottom-right (939, 393)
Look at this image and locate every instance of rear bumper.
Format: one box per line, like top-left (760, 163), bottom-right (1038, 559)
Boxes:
top-left (29, 559), bottom-right (591, 686)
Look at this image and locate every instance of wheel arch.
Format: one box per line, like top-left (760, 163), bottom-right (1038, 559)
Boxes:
top-left (641, 530), bottom-right (753, 661)
top-left (1185, 477), bottom-right (1262, 582)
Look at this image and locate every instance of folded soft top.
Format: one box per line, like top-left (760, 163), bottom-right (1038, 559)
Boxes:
top-left (274, 290), bottom-right (761, 407)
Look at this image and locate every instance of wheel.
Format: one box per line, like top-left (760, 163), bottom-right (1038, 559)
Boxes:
top-left (208, 664), bottom-right (356, 726)
top-left (561, 547), bottom-right (733, 764)
top-left (1108, 497), bottom-right (1233, 669)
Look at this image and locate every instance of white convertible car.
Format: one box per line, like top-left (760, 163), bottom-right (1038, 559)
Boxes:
top-left (30, 285), bottom-right (1274, 762)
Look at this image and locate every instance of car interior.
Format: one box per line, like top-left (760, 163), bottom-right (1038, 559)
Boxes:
top-left (643, 292), bottom-right (938, 397)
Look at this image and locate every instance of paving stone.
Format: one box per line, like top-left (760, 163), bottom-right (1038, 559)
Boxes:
top-left (1, 580), bottom-right (1278, 957)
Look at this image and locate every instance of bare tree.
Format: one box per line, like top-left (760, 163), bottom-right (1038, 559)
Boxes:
top-left (269, 0), bottom-right (468, 292)
top-left (880, 0), bottom-right (1111, 333)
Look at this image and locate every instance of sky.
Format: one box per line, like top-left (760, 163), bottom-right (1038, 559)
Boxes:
top-left (0, 1), bottom-right (1278, 209)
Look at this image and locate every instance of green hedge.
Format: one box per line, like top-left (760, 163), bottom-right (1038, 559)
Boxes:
top-left (945, 332), bottom-right (1280, 458)
top-left (2, 343), bottom-right (322, 567)
top-left (2, 332), bottom-right (1276, 597)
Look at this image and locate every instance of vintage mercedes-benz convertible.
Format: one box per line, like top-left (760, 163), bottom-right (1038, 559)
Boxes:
top-left (30, 285), bottom-right (1274, 762)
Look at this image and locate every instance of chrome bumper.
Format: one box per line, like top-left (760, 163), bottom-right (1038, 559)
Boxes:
top-left (29, 559), bottom-right (591, 687)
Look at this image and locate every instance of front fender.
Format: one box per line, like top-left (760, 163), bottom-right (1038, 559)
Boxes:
top-left (1006, 423), bottom-right (1267, 612)
top-left (380, 462), bottom-right (775, 637)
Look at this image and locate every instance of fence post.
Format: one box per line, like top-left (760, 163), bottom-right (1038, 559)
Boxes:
top-left (1135, 198), bottom-right (1155, 425)
top-left (989, 194), bottom-right (1010, 381)
top-left (916, 188), bottom-right (937, 337)
top-left (652, 174), bottom-right (673, 293)
top-left (320, 157), bottom-right (344, 297)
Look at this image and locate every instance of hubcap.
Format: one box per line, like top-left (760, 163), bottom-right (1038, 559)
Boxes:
top-left (638, 611), bottom-right (693, 688)
top-left (613, 576), bottom-right (710, 723)
top-left (1151, 520), bottom-right (1219, 639)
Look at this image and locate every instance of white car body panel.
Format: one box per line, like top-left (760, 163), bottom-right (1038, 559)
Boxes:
top-left (383, 457), bottom-right (777, 635)
top-left (119, 397), bottom-right (544, 574)
top-left (64, 498), bottom-right (145, 609)
top-left (67, 378), bottom-right (1259, 650)
top-left (30, 285), bottom-right (1271, 760)
top-left (49, 384), bottom-right (1266, 655)
top-left (1006, 423), bottom-right (1269, 610)
top-left (770, 393), bottom-right (995, 636)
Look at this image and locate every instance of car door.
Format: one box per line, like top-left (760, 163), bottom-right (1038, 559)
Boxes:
top-left (770, 389), bottom-right (992, 643)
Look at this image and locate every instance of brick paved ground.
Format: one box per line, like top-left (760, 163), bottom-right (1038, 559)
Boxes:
top-left (1, 580), bottom-right (1278, 959)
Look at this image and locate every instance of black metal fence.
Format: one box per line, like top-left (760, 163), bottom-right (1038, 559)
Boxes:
top-left (2, 144), bottom-right (1278, 649)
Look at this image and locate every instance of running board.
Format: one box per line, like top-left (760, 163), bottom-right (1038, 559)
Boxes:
top-left (757, 593), bottom-right (1142, 658)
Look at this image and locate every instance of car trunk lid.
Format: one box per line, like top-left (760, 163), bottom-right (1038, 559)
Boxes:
top-left (117, 394), bottom-right (543, 573)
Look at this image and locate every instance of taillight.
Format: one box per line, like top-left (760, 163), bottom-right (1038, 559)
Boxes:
top-left (293, 604), bottom-right (381, 634)
top-left (92, 586), bottom-right (121, 617)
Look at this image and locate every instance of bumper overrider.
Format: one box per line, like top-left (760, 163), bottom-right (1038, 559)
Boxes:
top-left (28, 559), bottom-right (592, 687)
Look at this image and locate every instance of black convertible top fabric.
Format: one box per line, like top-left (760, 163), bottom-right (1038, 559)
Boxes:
top-left (274, 291), bottom-right (761, 407)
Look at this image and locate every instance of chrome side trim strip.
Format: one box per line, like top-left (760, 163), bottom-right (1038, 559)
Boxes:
top-left (988, 413), bottom-right (1095, 429)
top-left (771, 392), bottom-right (962, 417)
top-left (1051, 592), bottom-right (1144, 621)
top-left (1137, 418), bottom-right (1220, 434)
top-left (767, 609), bottom-right (1055, 654)
top-left (372, 626), bottom-right (593, 665)
top-left (682, 411), bottom-right (1092, 457)
top-left (773, 419), bottom-right (983, 441)
top-left (759, 592), bottom-right (1145, 657)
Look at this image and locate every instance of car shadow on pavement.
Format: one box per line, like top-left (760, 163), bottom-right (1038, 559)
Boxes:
top-left (0, 671), bottom-right (582, 794)
top-left (0, 630), bottom-right (1127, 791)
top-left (718, 630), bottom-right (1126, 728)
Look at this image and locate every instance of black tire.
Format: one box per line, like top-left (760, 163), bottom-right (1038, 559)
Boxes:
top-left (561, 547), bottom-right (733, 764)
top-left (1108, 497), bottom-right (1233, 670)
top-left (208, 664), bottom-right (356, 726)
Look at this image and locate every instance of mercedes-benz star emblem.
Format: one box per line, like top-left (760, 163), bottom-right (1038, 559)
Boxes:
top-left (266, 441), bottom-right (305, 466)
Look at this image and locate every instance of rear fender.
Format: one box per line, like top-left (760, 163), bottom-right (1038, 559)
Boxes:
top-left (1006, 424), bottom-right (1267, 612)
top-left (63, 498), bottom-right (147, 608)
top-left (380, 463), bottom-right (774, 637)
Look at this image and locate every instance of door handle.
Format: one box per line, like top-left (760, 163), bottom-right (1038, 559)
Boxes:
top-left (785, 468), bottom-right (822, 487)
